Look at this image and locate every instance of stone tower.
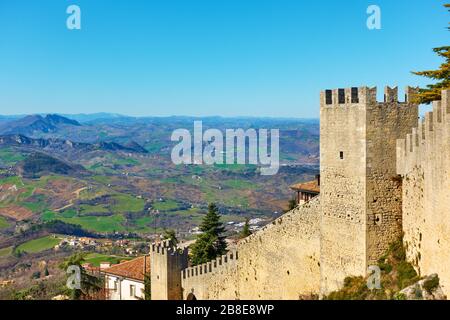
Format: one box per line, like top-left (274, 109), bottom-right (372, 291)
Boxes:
top-left (319, 86), bottom-right (418, 294)
top-left (150, 240), bottom-right (189, 300)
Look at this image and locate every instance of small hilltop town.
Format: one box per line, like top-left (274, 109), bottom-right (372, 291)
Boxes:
top-left (93, 87), bottom-right (449, 300)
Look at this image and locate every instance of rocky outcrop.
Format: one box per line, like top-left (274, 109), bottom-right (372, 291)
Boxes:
top-left (398, 274), bottom-right (447, 300)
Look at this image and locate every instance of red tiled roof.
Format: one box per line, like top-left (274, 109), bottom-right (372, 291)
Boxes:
top-left (103, 256), bottom-right (150, 282)
top-left (290, 180), bottom-right (320, 193)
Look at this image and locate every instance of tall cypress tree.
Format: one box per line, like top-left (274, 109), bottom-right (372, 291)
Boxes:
top-left (190, 203), bottom-right (227, 265)
top-left (412, 4), bottom-right (450, 104)
top-left (240, 218), bottom-right (252, 239)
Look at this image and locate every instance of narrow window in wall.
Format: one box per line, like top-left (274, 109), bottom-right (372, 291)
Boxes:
top-left (340, 151), bottom-right (344, 159)
top-left (325, 90), bottom-right (332, 104)
top-left (130, 285), bottom-right (136, 297)
top-left (351, 87), bottom-right (359, 103)
top-left (338, 89), bottom-right (345, 104)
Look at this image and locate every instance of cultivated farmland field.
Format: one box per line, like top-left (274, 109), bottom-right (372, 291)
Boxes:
top-left (84, 253), bottom-right (132, 267)
top-left (16, 235), bottom-right (61, 253)
top-left (0, 217), bottom-right (9, 229)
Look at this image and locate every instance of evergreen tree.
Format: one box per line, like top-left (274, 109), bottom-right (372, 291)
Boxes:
top-left (43, 266), bottom-right (50, 277)
top-left (59, 252), bottom-right (103, 300)
top-left (412, 4), bottom-right (450, 104)
top-left (287, 198), bottom-right (297, 212)
top-left (143, 272), bottom-right (151, 300)
top-left (240, 219), bottom-right (252, 239)
top-left (190, 203), bottom-right (227, 265)
top-left (162, 229), bottom-right (178, 246)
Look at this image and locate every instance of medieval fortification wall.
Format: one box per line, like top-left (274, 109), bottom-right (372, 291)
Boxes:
top-left (181, 197), bottom-right (321, 300)
top-left (150, 88), bottom-right (449, 300)
top-left (319, 86), bottom-right (418, 293)
top-left (397, 89), bottom-right (450, 296)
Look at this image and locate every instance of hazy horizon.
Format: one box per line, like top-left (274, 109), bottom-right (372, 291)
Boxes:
top-left (0, 112), bottom-right (320, 121)
top-left (0, 0), bottom-right (447, 118)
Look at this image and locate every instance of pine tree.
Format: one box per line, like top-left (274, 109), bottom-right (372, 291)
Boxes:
top-left (162, 229), bottom-right (178, 246)
top-left (240, 219), bottom-right (252, 239)
top-left (412, 4), bottom-right (450, 104)
top-left (190, 203), bottom-right (227, 265)
top-left (143, 272), bottom-right (151, 300)
top-left (43, 266), bottom-right (50, 277)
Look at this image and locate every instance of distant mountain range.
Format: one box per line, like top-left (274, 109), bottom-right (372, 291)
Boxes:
top-left (0, 113), bottom-right (319, 123)
top-left (0, 113), bottom-right (320, 165)
top-left (16, 152), bottom-right (86, 179)
top-left (0, 134), bottom-right (148, 154)
top-left (0, 114), bottom-right (80, 135)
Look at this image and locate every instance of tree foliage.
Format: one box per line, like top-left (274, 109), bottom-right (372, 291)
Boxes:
top-left (162, 229), bottom-right (178, 246)
top-left (287, 199), bottom-right (297, 212)
top-left (143, 272), bottom-right (151, 300)
top-left (240, 219), bottom-right (252, 239)
top-left (412, 4), bottom-right (450, 104)
top-left (190, 203), bottom-right (227, 265)
top-left (59, 252), bottom-right (103, 300)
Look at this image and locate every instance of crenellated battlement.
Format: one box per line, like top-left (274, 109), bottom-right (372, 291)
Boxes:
top-left (397, 89), bottom-right (450, 296)
top-left (150, 239), bottom-right (189, 300)
top-left (182, 250), bottom-right (238, 280)
top-left (320, 86), bottom-right (419, 107)
top-left (397, 89), bottom-right (450, 176)
top-left (145, 85), bottom-right (449, 301)
top-left (180, 196), bottom-right (321, 299)
top-left (150, 239), bottom-right (188, 256)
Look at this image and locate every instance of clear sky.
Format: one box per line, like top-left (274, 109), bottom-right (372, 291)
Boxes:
top-left (0, 0), bottom-right (448, 118)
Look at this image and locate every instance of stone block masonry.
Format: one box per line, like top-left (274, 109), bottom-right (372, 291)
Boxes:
top-left (150, 240), bottom-right (189, 300)
top-left (181, 197), bottom-right (321, 300)
top-left (320, 86), bottom-right (418, 294)
top-left (151, 86), bottom-right (450, 300)
top-left (397, 89), bottom-right (450, 297)
top-left (182, 251), bottom-right (239, 300)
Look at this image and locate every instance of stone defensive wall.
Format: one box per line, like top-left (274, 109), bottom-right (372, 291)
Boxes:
top-left (181, 196), bottom-right (321, 300)
top-left (320, 85), bottom-right (419, 107)
top-left (319, 86), bottom-right (418, 293)
top-left (182, 251), bottom-right (240, 300)
top-left (151, 239), bottom-right (189, 300)
top-left (397, 89), bottom-right (450, 296)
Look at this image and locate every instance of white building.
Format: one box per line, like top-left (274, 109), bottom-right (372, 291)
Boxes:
top-left (104, 256), bottom-right (150, 300)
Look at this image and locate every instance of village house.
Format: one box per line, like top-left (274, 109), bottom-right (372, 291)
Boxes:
top-left (54, 236), bottom-right (99, 251)
top-left (290, 174), bottom-right (320, 205)
top-left (103, 256), bottom-right (150, 300)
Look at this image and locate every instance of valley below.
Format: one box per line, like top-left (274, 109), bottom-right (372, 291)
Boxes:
top-left (0, 113), bottom-right (319, 295)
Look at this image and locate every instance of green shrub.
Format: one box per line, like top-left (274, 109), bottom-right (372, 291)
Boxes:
top-left (394, 292), bottom-right (406, 300)
top-left (423, 275), bottom-right (440, 294)
top-left (326, 276), bottom-right (371, 300)
top-left (388, 238), bottom-right (406, 261)
top-left (378, 261), bottom-right (393, 273)
top-left (325, 235), bottom-right (420, 300)
top-left (397, 261), bottom-right (419, 289)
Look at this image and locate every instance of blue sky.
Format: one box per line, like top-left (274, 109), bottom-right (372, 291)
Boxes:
top-left (0, 0), bottom-right (448, 118)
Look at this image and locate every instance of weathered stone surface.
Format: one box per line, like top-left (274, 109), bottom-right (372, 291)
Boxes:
top-left (150, 88), bottom-right (449, 301)
top-left (399, 274), bottom-right (447, 300)
top-left (320, 86), bottom-right (418, 294)
top-left (397, 89), bottom-right (450, 297)
top-left (181, 197), bottom-right (321, 300)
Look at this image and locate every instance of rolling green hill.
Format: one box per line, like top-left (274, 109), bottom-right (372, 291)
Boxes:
top-left (16, 235), bottom-right (61, 254)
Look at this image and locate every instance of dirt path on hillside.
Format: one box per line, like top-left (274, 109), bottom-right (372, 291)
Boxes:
top-left (54, 187), bottom-right (87, 212)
